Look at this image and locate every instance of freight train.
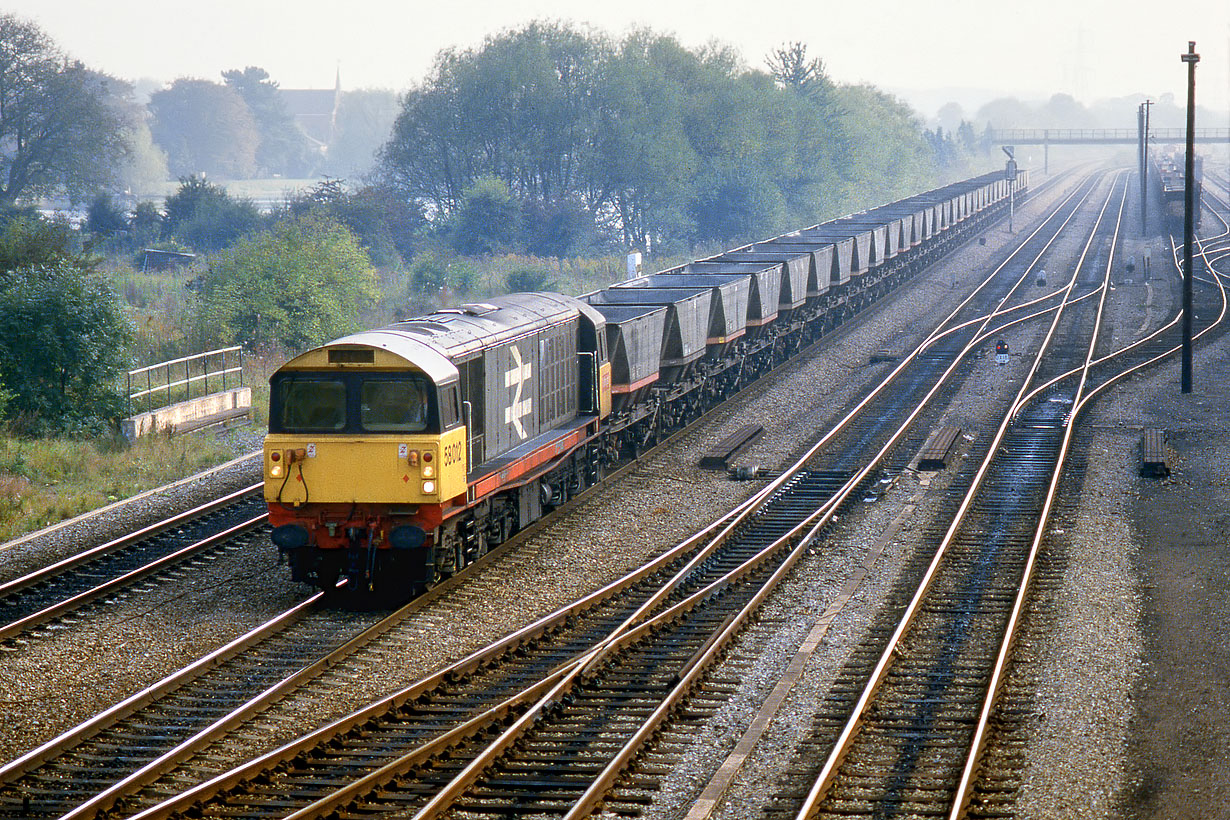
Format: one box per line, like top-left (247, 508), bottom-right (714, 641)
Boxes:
top-left (1151, 147), bottom-right (1202, 233)
top-left (264, 169), bottom-right (1028, 598)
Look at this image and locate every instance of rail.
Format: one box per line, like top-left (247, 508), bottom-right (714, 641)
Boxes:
top-left (126, 346), bottom-right (243, 416)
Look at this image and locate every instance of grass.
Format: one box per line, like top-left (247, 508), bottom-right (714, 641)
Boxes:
top-left (0, 430), bottom-right (244, 543)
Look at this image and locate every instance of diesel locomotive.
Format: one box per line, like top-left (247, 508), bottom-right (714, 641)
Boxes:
top-left (264, 169), bottom-right (1028, 598)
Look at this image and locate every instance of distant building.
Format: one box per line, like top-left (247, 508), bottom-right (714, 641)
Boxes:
top-left (281, 70), bottom-right (341, 149)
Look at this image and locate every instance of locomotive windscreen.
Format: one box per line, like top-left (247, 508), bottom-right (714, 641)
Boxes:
top-left (276, 379), bottom-right (347, 432)
top-left (271, 373), bottom-right (437, 434)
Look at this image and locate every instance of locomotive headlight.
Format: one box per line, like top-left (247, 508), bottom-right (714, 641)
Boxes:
top-left (270, 463), bottom-right (284, 478)
top-left (422, 464), bottom-right (435, 478)
top-left (421, 480), bottom-right (436, 495)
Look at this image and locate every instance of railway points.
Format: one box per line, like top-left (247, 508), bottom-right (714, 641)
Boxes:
top-left (3, 162), bottom-right (1229, 819)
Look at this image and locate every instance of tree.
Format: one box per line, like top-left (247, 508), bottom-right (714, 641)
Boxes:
top-left (148, 79), bottom-right (260, 178)
top-left (379, 24), bottom-right (943, 254)
top-left (690, 165), bottom-right (786, 245)
top-left (448, 175), bottom-right (521, 255)
top-left (287, 179), bottom-right (425, 267)
top-left (0, 261), bottom-right (132, 426)
top-left (520, 197), bottom-right (595, 258)
top-left (86, 193), bottom-right (127, 236)
top-left (0, 214), bottom-right (131, 427)
top-left (766, 41), bottom-right (833, 101)
top-left (222, 66), bottom-right (314, 176)
top-left (128, 201), bottom-right (163, 246)
top-left (0, 212), bottom-right (77, 270)
top-left (113, 105), bottom-right (169, 196)
top-left (382, 22), bottom-right (606, 215)
top-left (0, 14), bottom-right (131, 205)
top-left (163, 174), bottom-right (263, 251)
top-left (196, 215), bottom-right (378, 350)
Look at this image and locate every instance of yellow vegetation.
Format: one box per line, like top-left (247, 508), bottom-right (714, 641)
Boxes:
top-left (0, 432), bottom-right (240, 542)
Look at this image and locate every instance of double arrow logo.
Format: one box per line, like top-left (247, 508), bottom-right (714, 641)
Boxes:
top-left (504, 345), bottom-right (533, 439)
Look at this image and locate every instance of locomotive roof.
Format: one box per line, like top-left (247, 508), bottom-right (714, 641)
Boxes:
top-left (383, 292), bottom-right (602, 362)
top-left (279, 329), bottom-right (461, 384)
top-left (277, 292), bottom-right (604, 380)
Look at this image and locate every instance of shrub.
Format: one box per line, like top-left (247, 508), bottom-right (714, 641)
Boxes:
top-left (0, 261), bottom-right (133, 430)
top-left (448, 176), bottom-right (520, 255)
top-left (164, 175), bottom-right (264, 252)
top-left (196, 215), bottom-right (378, 350)
top-left (506, 266), bottom-right (557, 293)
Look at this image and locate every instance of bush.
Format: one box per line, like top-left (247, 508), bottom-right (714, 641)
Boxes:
top-left (0, 215), bottom-right (79, 271)
top-left (128, 201), bottom-right (164, 247)
top-left (506, 267), bottom-right (557, 293)
top-left (86, 193), bottom-right (128, 237)
top-left (0, 261), bottom-right (133, 430)
top-left (408, 252), bottom-right (479, 302)
top-left (520, 198), bottom-right (597, 258)
top-left (448, 176), bottom-right (520, 255)
top-left (163, 175), bottom-right (264, 252)
top-left (196, 215), bottom-right (378, 350)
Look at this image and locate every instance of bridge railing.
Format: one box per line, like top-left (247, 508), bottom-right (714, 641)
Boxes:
top-left (126, 346), bottom-right (244, 417)
top-left (989, 127), bottom-right (1230, 144)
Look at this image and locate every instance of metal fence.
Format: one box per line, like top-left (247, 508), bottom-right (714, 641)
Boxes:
top-left (126, 346), bottom-right (244, 417)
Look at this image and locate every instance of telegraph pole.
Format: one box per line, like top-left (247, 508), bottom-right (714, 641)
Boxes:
top-left (1138, 103), bottom-right (1146, 233)
top-left (1181, 42), bottom-right (1199, 394)
top-left (1138, 99), bottom-right (1152, 235)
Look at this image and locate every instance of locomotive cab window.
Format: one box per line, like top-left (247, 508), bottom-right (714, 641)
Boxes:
top-left (361, 377), bottom-right (433, 432)
top-left (277, 379), bottom-right (346, 431)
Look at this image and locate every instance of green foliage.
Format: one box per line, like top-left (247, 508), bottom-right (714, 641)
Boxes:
top-left (381, 27), bottom-right (938, 254)
top-left (286, 179), bottom-right (425, 268)
top-left (408, 252), bottom-right (478, 299)
top-left (506, 267), bottom-right (557, 293)
top-left (196, 215), bottom-right (378, 350)
top-left (87, 193), bottom-right (127, 236)
top-left (128, 201), bottom-right (164, 247)
top-left (222, 66), bottom-right (314, 177)
top-left (0, 260), bottom-right (133, 430)
top-left (149, 79), bottom-right (260, 179)
top-left (0, 214), bottom-right (79, 270)
top-left (828, 85), bottom-right (937, 209)
top-left (449, 176), bottom-right (520, 255)
top-left (0, 14), bottom-right (132, 205)
top-left (163, 175), bottom-right (263, 251)
top-left (520, 198), bottom-right (595, 258)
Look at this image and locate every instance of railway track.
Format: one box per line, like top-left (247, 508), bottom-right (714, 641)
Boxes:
top-left (0, 167), bottom-right (1082, 820)
top-left (55, 169), bottom-right (1107, 816)
top-left (0, 487), bottom-right (267, 645)
top-left (756, 172), bottom-right (1131, 819)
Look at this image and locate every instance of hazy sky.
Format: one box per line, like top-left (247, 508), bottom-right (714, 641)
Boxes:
top-left (7, 0), bottom-right (1230, 116)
